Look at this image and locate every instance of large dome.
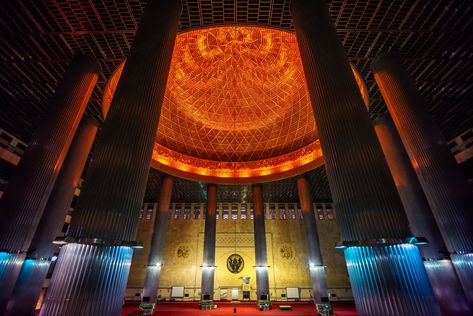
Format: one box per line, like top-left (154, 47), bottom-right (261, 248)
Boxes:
top-left (104, 26), bottom-right (368, 183)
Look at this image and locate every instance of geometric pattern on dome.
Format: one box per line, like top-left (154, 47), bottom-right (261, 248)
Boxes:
top-left (110, 26), bottom-right (317, 162)
top-left (160, 26), bottom-right (316, 162)
top-left (104, 26), bottom-right (368, 183)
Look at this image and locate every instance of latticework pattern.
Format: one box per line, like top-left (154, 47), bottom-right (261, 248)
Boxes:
top-left (1, 0), bottom-right (472, 201)
top-left (108, 26), bottom-right (316, 162)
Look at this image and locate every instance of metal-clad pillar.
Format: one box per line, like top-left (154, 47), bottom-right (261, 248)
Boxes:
top-left (5, 115), bottom-right (99, 316)
top-left (252, 185), bottom-right (270, 304)
top-left (291, 0), bottom-right (439, 315)
top-left (39, 1), bottom-right (182, 315)
top-left (142, 176), bottom-right (173, 305)
top-left (0, 55), bottom-right (99, 313)
top-left (372, 53), bottom-right (473, 305)
top-left (296, 176), bottom-right (328, 305)
top-left (200, 184), bottom-right (217, 306)
top-left (373, 114), bottom-right (471, 314)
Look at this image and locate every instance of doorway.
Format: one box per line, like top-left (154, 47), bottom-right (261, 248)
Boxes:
top-left (232, 288), bottom-right (239, 301)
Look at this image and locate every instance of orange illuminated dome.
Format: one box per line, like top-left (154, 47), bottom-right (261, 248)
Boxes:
top-left (104, 26), bottom-right (369, 183)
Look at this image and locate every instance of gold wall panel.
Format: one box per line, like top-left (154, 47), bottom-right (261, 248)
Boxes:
top-left (126, 202), bottom-right (351, 301)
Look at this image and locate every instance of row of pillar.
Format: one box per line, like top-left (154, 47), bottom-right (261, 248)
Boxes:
top-left (290, 0), bottom-right (473, 315)
top-left (0, 0), bottom-right (471, 315)
top-left (40, 0), bottom-right (182, 314)
top-left (143, 179), bottom-right (323, 311)
top-left (0, 54), bottom-right (101, 315)
top-left (372, 55), bottom-right (473, 310)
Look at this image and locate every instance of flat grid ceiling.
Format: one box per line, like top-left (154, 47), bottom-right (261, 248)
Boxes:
top-left (1, 0), bottom-right (472, 202)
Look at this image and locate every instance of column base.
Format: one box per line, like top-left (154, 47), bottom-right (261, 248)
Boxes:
top-left (255, 266), bottom-right (270, 308)
top-left (309, 265), bottom-right (329, 304)
top-left (315, 303), bottom-right (332, 315)
top-left (257, 300), bottom-right (271, 311)
top-left (5, 258), bottom-right (50, 316)
top-left (424, 258), bottom-right (471, 315)
top-left (199, 299), bottom-right (215, 310)
top-left (138, 302), bottom-right (155, 315)
top-left (0, 252), bottom-right (25, 313)
top-left (344, 244), bottom-right (440, 316)
top-left (142, 265), bottom-right (162, 305)
top-left (40, 243), bottom-right (132, 316)
top-left (452, 253), bottom-right (473, 306)
top-left (200, 266), bottom-right (215, 310)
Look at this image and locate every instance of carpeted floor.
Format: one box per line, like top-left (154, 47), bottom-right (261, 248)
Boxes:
top-left (121, 301), bottom-right (357, 316)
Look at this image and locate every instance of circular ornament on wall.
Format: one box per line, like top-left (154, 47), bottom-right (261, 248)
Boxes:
top-left (226, 253), bottom-right (244, 274)
top-left (280, 244), bottom-right (295, 260)
top-left (176, 244), bottom-right (190, 259)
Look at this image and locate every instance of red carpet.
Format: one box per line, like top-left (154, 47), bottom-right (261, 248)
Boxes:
top-left (121, 302), bottom-right (357, 316)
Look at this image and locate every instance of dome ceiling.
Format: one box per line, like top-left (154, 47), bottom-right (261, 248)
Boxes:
top-left (104, 26), bottom-right (368, 183)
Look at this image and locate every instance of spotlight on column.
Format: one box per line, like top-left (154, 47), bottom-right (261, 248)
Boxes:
top-left (51, 256), bottom-right (58, 262)
top-left (308, 263), bottom-right (326, 270)
top-left (146, 262), bottom-right (162, 268)
top-left (407, 236), bottom-right (429, 245)
top-left (200, 264), bottom-right (216, 269)
top-left (253, 265), bottom-right (270, 269)
top-left (52, 237), bottom-right (67, 245)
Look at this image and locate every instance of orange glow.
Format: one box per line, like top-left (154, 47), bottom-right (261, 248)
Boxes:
top-left (151, 141), bottom-right (323, 183)
top-left (104, 26), bottom-right (368, 183)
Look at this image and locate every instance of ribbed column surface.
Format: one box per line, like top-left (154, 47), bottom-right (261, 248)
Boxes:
top-left (297, 177), bottom-right (328, 304)
top-left (5, 259), bottom-right (50, 316)
top-left (67, 0), bottom-right (182, 242)
top-left (0, 55), bottom-right (99, 314)
top-left (291, 0), bottom-right (410, 242)
top-left (0, 253), bottom-right (25, 312)
top-left (143, 176), bottom-right (173, 304)
top-left (39, 244), bottom-right (132, 316)
top-left (373, 114), bottom-right (471, 314)
top-left (424, 260), bottom-right (472, 315)
top-left (201, 184), bottom-right (217, 301)
top-left (372, 53), bottom-right (473, 252)
top-left (31, 116), bottom-right (99, 259)
top-left (345, 244), bottom-right (440, 316)
top-left (451, 254), bottom-right (473, 306)
top-left (5, 116), bottom-right (99, 316)
top-left (252, 185), bottom-right (270, 300)
top-left (290, 1), bottom-right (438, 314)
top-left (0, 54), bottom-right (99, 252)
top-left (373, 115), bottom-right (447, 259)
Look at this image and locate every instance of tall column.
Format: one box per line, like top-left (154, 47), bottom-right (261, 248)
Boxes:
top-left (5, 115), bottom-right (99, 316)
top-left (142, 175), bottom-right (173, 305)
top-left (200, 184), bottom-right (217, 307)
top-left (252, 185), bottom-right (270, 305)
top-left (39, 1), bottom-right (182, 315)
top-left (296, 177), bottom-right (329, 306)
top-left (372, 53), bottom-right (473, 304)
top-left (8, 115), bottom-right (99, 314)
top-left (290, 1), bottom-right (439, 315)
top-left (373, 114), bottom-right (471, 315)
top-left (0, 55), bottom-right (99, 313)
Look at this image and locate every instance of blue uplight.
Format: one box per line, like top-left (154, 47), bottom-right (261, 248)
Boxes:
top-left (451, 253), bottom-right (473, 304)
top-left (344, 244), bottom-right (440, 315)
top-left (40, 244), bottom-right (133, 315)
top-left (0, 252), bottom-right (25, 310)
